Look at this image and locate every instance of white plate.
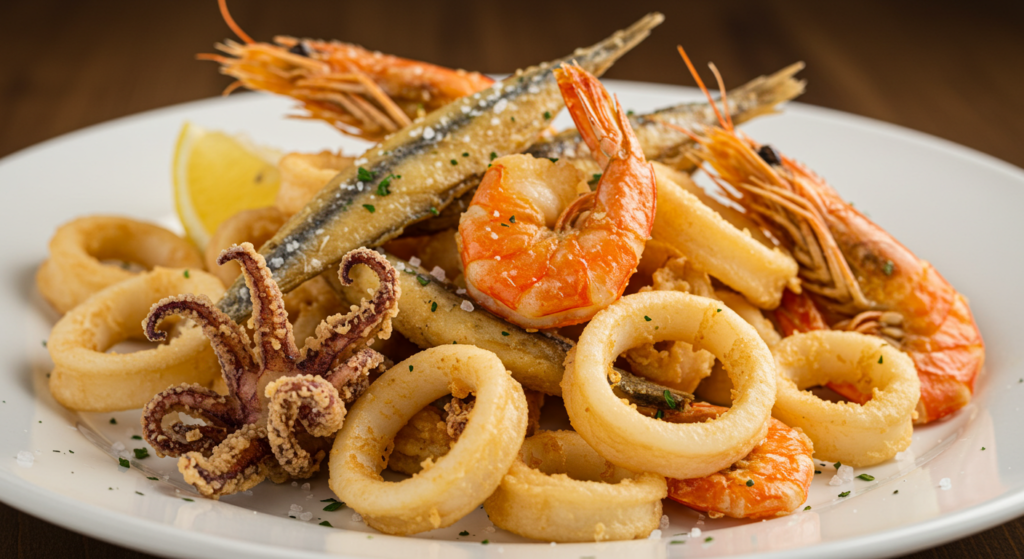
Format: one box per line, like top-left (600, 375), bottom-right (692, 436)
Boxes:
top-left (1, 81), bottom-right (1022, 559)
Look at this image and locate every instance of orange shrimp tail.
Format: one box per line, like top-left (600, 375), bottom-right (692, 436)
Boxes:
top-left (218, 0), bottom-right (255, 45)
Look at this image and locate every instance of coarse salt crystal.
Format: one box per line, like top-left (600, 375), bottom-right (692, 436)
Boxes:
top-left (829, 475), bottom-right (844, 486)
top-left (461, 301), bottom-right (475, 312)
top-left (16, 451), bottom-right (33, 467)
top-left (528, 85), bottom-right (540, 94)
top-left (291, 481), bottom-right (298, 487)
top-left (301, 482), bottom-right (310, 492)
top-left (456, 288), bottom-right (467, 295)
top-left (490, 117), bottom-right (500, 126)
top-left (270, 257), bottom-right (284, 269)
top-left (290, 504), bottom-right (302, 512)
top-left (659, 515), bottom-right (670, 530)
top-left (895, 450), bottom-right (912, 461)
top-left (112, 442), bottom-right (125, 452)
top-left (493, 99), bottom-right (508, 114)
top-left (493, 210), bottom-right (500, 217)
top-left (485, 526), bottom-right (496, 533)
top-left (939, 478), bottom-right (952, 490)
top-left (690, 527), bottom-right (701, 538)
top-left (837, 465), bottom-right (854, 481)
top-left (352, 513), bottom-right (363, 522)
top-left (490, 232), bottom-right (498, 240)
top-left (409, 256), bottom-right (422, 267)
top-left (422, 127), bottom-right (435, 140)
top-left (299, 511), bottom-right (313, 521)
top-left (647, 529), bottom-right (662, 540)
top-left (430, 266), bottom-right (446, 281)
top-left (242, 490), bottom-right (253, 496)
top-left (310, 258), bottom-right (322, 269)
top-left (395, 261), bottom-right (405, 271)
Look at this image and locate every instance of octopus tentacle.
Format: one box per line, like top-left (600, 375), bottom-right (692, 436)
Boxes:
top-left (143, 294), bottom-right (260, 420)
top-left (265, 375), bottom-right (347, 478)
top-left (297, 248), bottom-right (400, 375)
top-left (179, 424), bottom-right (274, 499)
top-left (219, 243), bottom-right (300, 373)
top-left (141, 383), bottom-right (241, 458)
top-left (324, 347), bottom-right (382, 403)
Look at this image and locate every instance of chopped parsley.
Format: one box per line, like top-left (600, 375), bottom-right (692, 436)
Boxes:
top-left (627, 110), bottom-right (635, 116)
top-left (321, 498), bottom-right (339, 502)
top-left (804, 505), bottom-right (811, 511)
top-left (509, 215), bottom-right (516, 223)
top-left (548, 158), bottom-right (559, 163)
top-left (878, 355), bottom-right (884, 364)
top-left (654, 409), bottom-right (664, 420)
top-left (42, 340), bottom-right (47, 348)
top-left (183, 269), bottom-right (190, 279)
top-left (409, 365), bottom-right (414, 372)
top-left (133, 448), bottom-right (149, 459)
top-left (857, 474), bottom-right (875, 481)
top-left (490, 152), bottom-right (498, 161)
top-left (746, 479), bottom-right (755, 487)
top-left (838, 491), bottom-right (851, 498)
top-left (131, 435), bottom-right (142, 440)
top-left (323, 501), bottom-right (344, 512)
top-left (893, 490), bottom-right (899, 494)
top-left (501, 331), bottom-right (510, 337)
top-left (357, 167), bottom-right (375, 181)
top-left (109, 418), bottom-right (117, 425)
top-left (982, 447), bottom-right (987, 451)
top-left (147, 477), bottom-right (159, 481)
top-left (482, 539), bottom-right (490, 545)
top-left (362, 204), bottom-right (376, 213)
top-left (118, 458), bottom-right (130, 468)
top-left (814, 470), bottom-right (822, 474)
top-left (644, 315), bottom-right (652, 322)
top-left (459, 530), bottom-right (470, 536)
top-left (543, 111), bottom-right (552, 120)
top-left (663, 390), bottom-right (677, 409)
top-left (416, 275), bottom-right (430, 286)
top-left (431, 301), bottom-right (438, 312)
top-left (450, 159), bottom-right (458, 166)
top-left (377, 174), bottom-right (400, 196)
top-left (182, 498), bottom-right (194, 502)
top-left (705, 537), bottom-right (713, 543)
top-left (670, 540), bottom-right (685, 544)
top-left (589, 173), bottom-right (602, 185)
top-left (135, 491), bottom-right (144, 496)
top-left (882, 260), bottom-right (895, 276)
top-left (500, 222), bottom-right (509, 227)
top-left (716, 308), bottom-right (722, 313)
top-left (429, 206), bottom-right (439, 216)
top-left (834, 461), bottom-right (842, 469)
top-left (320, 521), bottom-right (332, 527)
top-left (462, 152), bottom-right (470, 157)
top-left (510, 116), bottom-right (515, 122)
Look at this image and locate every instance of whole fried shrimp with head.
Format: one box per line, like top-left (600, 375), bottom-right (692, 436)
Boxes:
top-left (141, 243), bottom-right (399, 498)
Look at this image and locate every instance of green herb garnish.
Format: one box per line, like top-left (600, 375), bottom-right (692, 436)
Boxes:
top-left (320, 521), bottom-right (332, 527)
top-left (323, 501), bottom-right (344, 512)
top-left (109, 418), bottom-right (117, 425)
top-left (416, 275), bottom-right (430, 286)
top-left (131, 435), bottom-right (142, 440)
top-left (663, 390), bottom-right (677, 410)
top-left (878, 355), bottom-right (884, 364)
top-left (450, 159), bottom-right (458, 166)
top-left (357, 167), bottom-right (375, 181)
top-left (431, 301), bottom-right (438, 312)
top-left (183, 270), bottom-right (190, 278)
top-left (363, 204), bottom-right (375, 213)
top-left (654, 409), bottom-right (664, 420)
top-left (133, 448), bottom-right (149, 459)
top-left (644, 315), bottom-right (652, 322)
top-left (118, 458), bottom-right (129, 468)
top-left (501, 331), bottom-right (510, 337)
top-left (838, 491), bottom-right (851, 498)
top-left (543, 111), bottom-right (552, 120)
top-left (882, 260), bottom-right (895, 276)
top-left (857, 474), bottom-right (875, 481)
top-left (746, 479), bottom-right (755, 487)
top-left (490, 152), bottom-right (498, 161)
top-left (459, 530), bottom-right (469, 536)
top-left (548, 158), bottom-right (559, 163)
top-left (429, 206), bottom-right (439, 216)
top-left (804, 505), bottom-right (811, 511)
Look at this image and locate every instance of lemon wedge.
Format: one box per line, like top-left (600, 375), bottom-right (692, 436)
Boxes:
top-left (173, 122), bottom-right (283, 248)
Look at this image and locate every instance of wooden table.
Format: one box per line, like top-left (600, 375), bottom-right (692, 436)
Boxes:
top-left (1, 1), bottom-right (1022, 557)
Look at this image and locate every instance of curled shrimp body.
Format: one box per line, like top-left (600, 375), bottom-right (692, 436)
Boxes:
top-left (202, 0), bottom-right (494, 140)
top-left (666, 403), bottom-right (814, 520)
top-left (677, 48), bottom-right (984, 424)
top-left (458, 63), bottom-right (657, 330)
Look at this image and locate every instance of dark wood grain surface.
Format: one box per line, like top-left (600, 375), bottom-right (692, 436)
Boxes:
top-left (1, 1), bottom-right (1022, 557)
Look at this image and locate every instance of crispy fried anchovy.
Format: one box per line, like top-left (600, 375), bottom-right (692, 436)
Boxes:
top-left (218, 13), bottom-right (665, 321)
top-left (609, 368), bottom-right (694, 412)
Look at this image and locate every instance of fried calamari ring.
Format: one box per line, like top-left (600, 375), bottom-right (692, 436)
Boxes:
top-left (329, 345), bottom-right (528, 535)
top-left (47, 267), bottom-right (224, 412)
top-left (562, 291), bottom-right (776, 479)
top-left (204, 207), bottom-right (287, 286)
top-left (772, 330), bottom-right (920, 467)
top-left (484, 430), bottom-right (666, 542)
top-left (37, 216), bottom-right (204, 314)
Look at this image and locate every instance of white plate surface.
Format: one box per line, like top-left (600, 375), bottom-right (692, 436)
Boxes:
top-left (0, 81), bottom-right (1022, 559)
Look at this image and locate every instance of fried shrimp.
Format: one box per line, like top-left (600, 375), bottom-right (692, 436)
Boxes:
top-left (675, 47), bottom-right (984, 423)
top-left (666, 403), bottom-right (813, 520)
top-left (203, 0), bottom-right (493, 140)
top-left (459, 63), bottom-right (657, 329)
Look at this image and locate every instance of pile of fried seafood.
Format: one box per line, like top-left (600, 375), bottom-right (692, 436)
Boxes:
top-left (39, 3), bottom-right (983, 542)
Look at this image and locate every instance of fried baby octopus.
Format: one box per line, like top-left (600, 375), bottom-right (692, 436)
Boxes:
top-left (141, 243), bottom-right (399, 498)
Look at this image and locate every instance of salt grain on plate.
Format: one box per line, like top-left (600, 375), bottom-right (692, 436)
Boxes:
top-left (485, 526), bottom-right (496, 533)
top-left (430, 266), bottom-right (446, 281)
top-left (409, 256), bottom-right (422, 267)
top-left (299, 512), bottom-right (313, 521)
top-left (460, 301), bottom-right (474, 312)
top-left (352, 512), bottom-right (363, 522)
top-left (647, 529), bottom-right (662, 540)
top-left (939, 478), bottom-right (952, 490)
top-left (659, 514), bottom-right (670, 530)
top-left (16, 451), bottom-right (33, 467)
top-left (895, 450), bottom-right (912, 461)
top-left (111, 441), bottom-right (125, 452)
top-left (301, 482), bottom-right (310, 492)
top-left (691, 527), bottom-right (701, 538)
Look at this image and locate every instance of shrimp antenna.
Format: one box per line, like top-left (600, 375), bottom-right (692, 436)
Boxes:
top-left (676, 46), bottom-right (730, 131)
top-left (218, 0), bottom-right (255, 45)
top-left (708, 62), bottom-right (734, 131)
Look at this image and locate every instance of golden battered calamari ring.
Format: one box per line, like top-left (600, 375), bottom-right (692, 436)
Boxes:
top-left (772, 330), bottom-right (920, 467)
top-left (37, 216), bottom-right (204, 314)
top-left (204, 207), bottom-right (287, 286)
top-left (47, 267), bottom-right (224, 412)
top-left (562, 291), bottom-right (776, 480)
top-left (484, 430), bottom-right (666, 542)
top-left (329, 345), bottom-right (528, 535)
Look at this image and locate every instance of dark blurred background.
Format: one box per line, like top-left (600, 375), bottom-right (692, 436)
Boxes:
top-left (1, 1), bottom-right (1023, 557)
